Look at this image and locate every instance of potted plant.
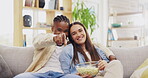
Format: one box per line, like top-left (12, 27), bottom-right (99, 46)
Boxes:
top-left (72, 0), bottom-right (97, 35)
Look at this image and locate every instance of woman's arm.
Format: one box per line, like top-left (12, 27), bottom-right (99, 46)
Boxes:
top-left (98, 60), bottom-right (108, 70)
top-left (59, 45), bottom-right (73, 74)
top-left (95, 47), bottom-right (110, 63)
top-left (94, 43), bottom-right (116, 61)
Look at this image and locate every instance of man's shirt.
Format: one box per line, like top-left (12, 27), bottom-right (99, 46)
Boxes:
top-left (37, 46), bottom-right (64, 73)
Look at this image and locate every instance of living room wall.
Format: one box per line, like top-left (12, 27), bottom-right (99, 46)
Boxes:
top-left (0, 0), bottom-right (14, 46)
top-left (0, 0), bottom-right (108, 46)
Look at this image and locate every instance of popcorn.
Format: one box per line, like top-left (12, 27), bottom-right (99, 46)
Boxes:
top-left (76, 61), bottom-right (99, 77)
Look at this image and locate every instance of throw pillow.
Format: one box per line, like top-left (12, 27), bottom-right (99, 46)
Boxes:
top-left (0, 55), bottom-right (13, 78)
top-left (130, 58), bottom-right (148, 78)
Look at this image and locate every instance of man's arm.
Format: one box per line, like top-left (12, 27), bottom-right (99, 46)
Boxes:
top-left (33, 33), bottom-right (55, 50)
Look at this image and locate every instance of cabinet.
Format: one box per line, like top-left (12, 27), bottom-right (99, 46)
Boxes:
top-left (107, 12), bottom-right (144, 48)
top-left (14, 0), bottom-right (72, 46)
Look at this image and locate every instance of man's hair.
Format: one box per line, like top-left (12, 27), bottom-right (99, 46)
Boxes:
top-left (53, 15), bottom-right (70, 25)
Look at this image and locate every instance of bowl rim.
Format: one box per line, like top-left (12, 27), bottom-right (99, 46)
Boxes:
top-left (76, 61), bottom-right (99, 67)
top-left (77, 61), bottom-right (99, 64)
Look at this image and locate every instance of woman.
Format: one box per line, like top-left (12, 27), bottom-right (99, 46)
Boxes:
top-left (59, 22), bottom-right (123, 78)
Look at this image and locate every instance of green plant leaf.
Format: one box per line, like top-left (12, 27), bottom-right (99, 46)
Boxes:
top-left (72, 0), bottom-right (97, 35)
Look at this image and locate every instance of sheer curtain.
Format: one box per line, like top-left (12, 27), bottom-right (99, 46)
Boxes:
top-left (143, 5), bottom-right (148, 45)
top-left (140, 0), bottom-right (148, 45)
top-left (0, 0), bottom-right (14, 46)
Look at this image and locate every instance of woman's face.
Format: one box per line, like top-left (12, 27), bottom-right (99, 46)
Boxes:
top-left (70, 24), bottom-right (86, 45)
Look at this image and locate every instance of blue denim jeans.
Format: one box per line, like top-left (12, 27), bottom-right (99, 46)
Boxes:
top-left (14, 71), bottom-right (82, 78)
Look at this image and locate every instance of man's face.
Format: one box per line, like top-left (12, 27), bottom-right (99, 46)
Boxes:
top-left (52, 21), bottom-right (69, 37)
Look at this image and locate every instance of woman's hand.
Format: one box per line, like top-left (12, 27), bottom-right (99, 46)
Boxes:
top-left (98, 60), bottom-right (108, 70)
top-left (76, 73), bottom-right (93, 78)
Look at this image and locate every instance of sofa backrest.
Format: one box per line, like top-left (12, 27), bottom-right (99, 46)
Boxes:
top-left (109, 45), bottom-right (148, 78)
top-left (0, 44), bottom-right (34, 77)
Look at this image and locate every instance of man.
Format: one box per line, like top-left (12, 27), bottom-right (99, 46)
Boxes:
top-left (14, 15), bottom-right (117, 78)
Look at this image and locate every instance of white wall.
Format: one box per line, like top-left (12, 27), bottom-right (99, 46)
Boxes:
top-left (0, 0), bottom-right (14, 45)
top-left (0, 0), bottom-right (109, 46)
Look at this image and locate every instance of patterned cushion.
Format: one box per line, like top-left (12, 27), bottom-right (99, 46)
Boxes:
top-left (130, 58), bottom-right (148, 78)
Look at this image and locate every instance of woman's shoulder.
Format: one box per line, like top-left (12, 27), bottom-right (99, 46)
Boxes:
top-left (94, 45), bottom-right (100, 50)
top-left (64, 43), bottom-right (73, 48)
top-left (62, 44), bottom-right (73, 54)
top-left (63, 44), bottom-right (73, 50)
top-left (94, 45), bottom-right (105, 54)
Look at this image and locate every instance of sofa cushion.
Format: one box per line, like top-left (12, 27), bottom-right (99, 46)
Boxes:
top-left (109, 46), bottom-right (148, 78)
top-left (0, 55), bottom-right (13, 78)
top-left (0, 44), bottom-right (34, 76)
top-left (130, 58), bottom-right (148, 78)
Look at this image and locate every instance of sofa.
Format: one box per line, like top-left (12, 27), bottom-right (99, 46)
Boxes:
top-left (0, 44), bottom-right (148, 78)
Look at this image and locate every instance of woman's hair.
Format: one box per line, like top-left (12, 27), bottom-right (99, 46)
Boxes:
top-left (68, 22), bottom-right (101, 64)
top-left (53, 15), bottom-right (70, 25)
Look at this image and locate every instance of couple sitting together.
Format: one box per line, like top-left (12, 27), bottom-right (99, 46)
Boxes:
top-left (14, 15), bottom-right (123, 78)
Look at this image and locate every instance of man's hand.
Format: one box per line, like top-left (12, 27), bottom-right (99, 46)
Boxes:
top-left (109, 55), bottom-right (117, 61)
top-left (62, 33), bottom-right (67, 46)
top-left (53, 33), bottom-right (67, 46)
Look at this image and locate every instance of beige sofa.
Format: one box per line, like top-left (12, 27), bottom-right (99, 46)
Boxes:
top-left (0, 44), bottom-right (148, 78)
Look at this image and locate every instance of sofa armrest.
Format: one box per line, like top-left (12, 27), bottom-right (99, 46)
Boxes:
top-left (109, 46), bottom-right (148, 78)
top-left (0, 55), bottom-right (13, 78)
top-left (0, 44), bottom-right (34, 76)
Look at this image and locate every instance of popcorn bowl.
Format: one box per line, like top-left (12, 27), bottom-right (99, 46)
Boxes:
top-left (76, 61), bottom-right (99, 77)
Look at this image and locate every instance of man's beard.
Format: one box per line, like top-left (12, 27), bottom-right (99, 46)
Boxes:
top-left (56, 43), bottom-right (64, 46)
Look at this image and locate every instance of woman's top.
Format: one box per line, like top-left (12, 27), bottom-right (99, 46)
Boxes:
top-left (59, 44), bottom-right (109, 74)
top-left (85, 51), bottom-right (91, 61)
